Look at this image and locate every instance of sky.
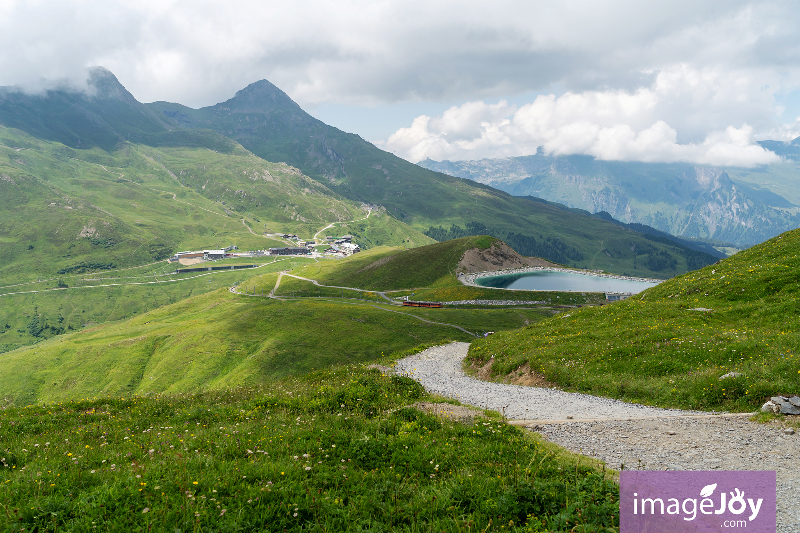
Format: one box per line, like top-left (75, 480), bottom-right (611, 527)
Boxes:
top-left (2, 0), bottom-right (800, 166)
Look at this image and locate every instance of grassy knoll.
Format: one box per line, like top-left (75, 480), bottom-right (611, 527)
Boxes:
top-left (0, 281), bottom-right (552, 406)
top-left (468, 229), bottom-right (800, 412)
top-left (290, 236), bottom-right (499, 291)
top-left (0, 257), bottom-right (313, 354)
top-left (0, 368), bottom-right (618, 532)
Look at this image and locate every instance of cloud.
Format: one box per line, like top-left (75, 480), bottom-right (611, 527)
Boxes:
top-left (380, 68), bottom-right (783, 166)
top-left (0, 1), bottom-right (797, 106)
top-left (0, 0), bottom-right (798, 165)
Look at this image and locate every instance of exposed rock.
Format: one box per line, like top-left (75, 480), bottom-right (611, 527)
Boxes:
top-left (457, 242), bottom-right (557, 274)
top-left (762, 401), bottom-right (780, 414)
top-left (719, 372), bottom-right (743, 380)
top-left (780, 403), bottom-right (800, 415)
top-left (785, 428), bottom-right (796, 435)
top-left (504, 362), bottom-right (561, 388)
top-left (763, 396), bottom-right (800, 415)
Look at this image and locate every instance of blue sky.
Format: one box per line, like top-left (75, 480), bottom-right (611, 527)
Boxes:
top-left (2, 0), bottom-right (800, 166)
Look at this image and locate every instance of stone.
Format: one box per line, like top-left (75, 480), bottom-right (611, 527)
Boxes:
top-left (789, 396), bottom-right (800, 407)
top-left (784, 428), bottom-right (796, 435)
top-left (779, 403), bottom-right (800, 415)
top-left (719, 372), bottom-right (743, 380)
top-left (761, 401), bottom-right (780, 414)
top-left (771, 396), bottom-right (788, 405)
top-left (667, 431), bottom-right (677, 435)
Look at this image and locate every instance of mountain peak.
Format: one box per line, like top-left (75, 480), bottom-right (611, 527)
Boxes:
top-left (85, 66), bottom-right (137, 103)
top-left (215, 79), bottom-right (302, 114)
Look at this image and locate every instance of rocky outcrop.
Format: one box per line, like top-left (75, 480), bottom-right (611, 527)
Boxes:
top-left (457, 242), bottom-right (557, 274)
top-left (761, 395), bottom-right (800, 415)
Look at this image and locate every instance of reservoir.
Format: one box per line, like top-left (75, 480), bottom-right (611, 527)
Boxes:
top-left (474, 270), bottom-right (661, 293)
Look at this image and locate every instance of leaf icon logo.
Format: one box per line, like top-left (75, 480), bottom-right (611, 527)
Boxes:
top-left (700, 483), bottom-right (717, 498)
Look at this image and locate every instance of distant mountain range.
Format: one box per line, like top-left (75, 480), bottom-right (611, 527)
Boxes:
top-left (419, 149), bottom-right (800, 249)
top-left (0, 67), bottom-right (722, 279)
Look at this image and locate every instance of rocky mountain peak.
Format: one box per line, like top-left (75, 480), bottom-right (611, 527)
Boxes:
top-left (85, 66), bottom-right (138, 104)
top-left (216, 79), bottom-right (302, 114)
top-left (681, 167), bottom-right (733, 192)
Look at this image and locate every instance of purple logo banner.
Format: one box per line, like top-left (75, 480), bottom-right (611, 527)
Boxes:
top-left (620, 471), bottom-right (776, 532)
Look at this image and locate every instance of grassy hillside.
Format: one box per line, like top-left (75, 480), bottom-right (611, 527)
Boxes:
top-left (0, 369), bottom-right (618, 531)
top-left (0, 256), bottom-right (314, 353)
top-left (291, 236), bottom-right (498, 291)
top-left (148, 81), bottom-right (718, 277)
top-left (0, 122), bottom-right (433, 352)
top-left (0, 125), bottom-right (351, 281)
top-left (0, 284), bottom-right (555, 406)
top-left (468, 228), bottom-right (800, 412)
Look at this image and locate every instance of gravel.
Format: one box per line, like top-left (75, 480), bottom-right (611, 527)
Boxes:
top-left (395, 342), bottom-right (700, 420)
top-left (395, 342), bottom-right (799, 533)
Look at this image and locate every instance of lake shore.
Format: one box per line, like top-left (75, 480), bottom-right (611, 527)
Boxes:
top-left (459, 266), bottom-right (664, 292)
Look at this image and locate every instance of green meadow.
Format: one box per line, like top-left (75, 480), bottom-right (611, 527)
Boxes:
top-left (468, 228), bottom-right (800, 412)
top-left (0, 285), bottom-right (555, 406)
top-left (0, 369), bottom-right (618, 532)
top-left (0, 257), bottom-right (315, 354)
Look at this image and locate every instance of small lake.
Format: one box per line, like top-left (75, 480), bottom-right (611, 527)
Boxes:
top-left (475, 270), bottom-right (661, 293)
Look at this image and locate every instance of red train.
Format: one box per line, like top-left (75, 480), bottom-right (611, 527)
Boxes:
top-left (402, 300), bottom-right (442, 308)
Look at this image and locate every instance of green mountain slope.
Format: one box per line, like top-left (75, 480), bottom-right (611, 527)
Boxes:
top-left (146, 81), bottom-right (718, 276)
top-left (469, 227), bottom-right (800, 412)
top-left (0, 287), bottom-right (553, 406)
top-left (0, 122), bottom-right (432, 353)
top-left (0, 125), bottom-right (367, 282)
top-left (0, 67), bottom-right (174, 151)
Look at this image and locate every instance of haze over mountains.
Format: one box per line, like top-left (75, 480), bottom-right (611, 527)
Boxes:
top-left (419, 149), bottom-right (800, 249)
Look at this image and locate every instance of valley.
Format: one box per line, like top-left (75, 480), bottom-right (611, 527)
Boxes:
top-left (420, 154), bottom-right (800, 249)
top-left (1, 67), bottom-right (799, 532)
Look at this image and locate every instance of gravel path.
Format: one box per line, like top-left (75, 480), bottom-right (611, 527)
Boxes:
top-left (395, 342), bottom-right (699, 420)
top-left (395, 342), bottom-right (799, 533)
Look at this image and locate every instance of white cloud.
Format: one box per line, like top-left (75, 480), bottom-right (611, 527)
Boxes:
top-left (0, 0), bottom-right (798, 165)
top-left (380, 68), bottom-right (783, 166)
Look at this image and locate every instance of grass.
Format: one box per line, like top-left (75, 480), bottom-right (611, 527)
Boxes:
top-left (0, 280), bottom-right (555, 406)
top-left (0, 124), bottom-right (430, 285)
top-left (285, 237), bottom-right (499, 291)
top-left (467, 228), bottom-right (800, 413)
top-left (0, 257), bottom-right (315, 354)
top-left (0, 122), bottom-right (434, 351)
top-left (0, 367), bottom-right (619, 532)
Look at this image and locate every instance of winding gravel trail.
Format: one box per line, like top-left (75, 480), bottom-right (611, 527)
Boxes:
top-left (394, 342), bottom-right (799, 533)
top-left (395, 342), bottom-right (699, 420)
